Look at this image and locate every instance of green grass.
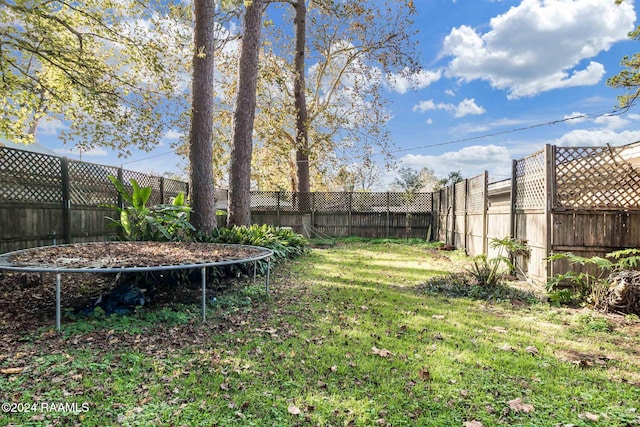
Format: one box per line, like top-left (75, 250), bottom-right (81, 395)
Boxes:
top-left (1, 240), bottom-right (639, 426)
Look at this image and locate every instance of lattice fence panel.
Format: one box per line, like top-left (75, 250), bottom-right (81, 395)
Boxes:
top-left (555, 146), bottom-right (640, 209)
top-left (352, 192), bottom-right (382, 212)
top-left (454, 181), bottom-right (467, 215)
top-left (0, 147), bottom-right (62, 203)
top-left (251, 192), bottom-right (281, 211)
top-left (164, 178), bottom-right (188, 203)
top-left (387, 192), bottom-right (432, 213)
top-left (314, 193), bottom-right (350, 212)
top-left (122, 170), bottom-right (162, 205)
top-left (515, 150), bottom-right (546, 210)
top-left (68, 160), bottom-right (119, 206)
top-left (467, 173), bottom-right (486, 214)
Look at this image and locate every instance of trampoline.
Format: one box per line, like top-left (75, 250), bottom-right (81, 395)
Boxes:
top-left (0, 241), bottom-right (274, 330)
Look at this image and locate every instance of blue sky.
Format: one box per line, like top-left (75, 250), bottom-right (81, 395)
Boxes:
top-left (33, 0), bottom-right (640, 188)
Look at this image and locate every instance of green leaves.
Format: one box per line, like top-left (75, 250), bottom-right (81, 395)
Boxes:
top-left (105, 175), bottom-right (194, 241)
top-left (197, 224), bottom-right (307, 279)
top-left (546, 248), bottom-right (640, 308)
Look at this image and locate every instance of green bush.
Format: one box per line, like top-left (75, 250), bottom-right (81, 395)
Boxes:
top-left (465, 237), bottom-right (530, 287)
top-left (104, 176), bottom-right (194, 241)
top-left (196, 224), bottom-right (307, 279)
top-left (546, 248), bottom-right (640, 308)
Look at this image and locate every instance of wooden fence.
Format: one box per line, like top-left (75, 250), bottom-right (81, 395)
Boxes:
top-left (433, 142), bottom-right (640, 282)
top-left (0, 146), bottom-right (432, 252)
top-left (233, 191), bottom-right (433, 239)
top-left (0, 146), bottom-right (188, 253)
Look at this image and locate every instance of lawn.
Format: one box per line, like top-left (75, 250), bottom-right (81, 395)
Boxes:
top-left (1, 240), bottom-right (639, 426)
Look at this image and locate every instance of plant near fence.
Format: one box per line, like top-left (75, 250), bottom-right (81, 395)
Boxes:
top-left (104, 176), bottom-right (194, 241)
top-left (546, 249), bottom-right (640, 308)
top-left (466, 237), bottom-right (530, 287)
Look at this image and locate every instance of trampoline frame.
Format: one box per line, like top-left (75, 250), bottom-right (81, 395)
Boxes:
top-left (0, 242), bottom-right (274, 330)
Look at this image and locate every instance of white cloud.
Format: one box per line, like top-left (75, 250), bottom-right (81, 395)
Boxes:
top-left (593, 114), bottom-right (629, 130)
top-left (413, 100), bottom-right (439, 113)
top-left (53, 147), bottom-right (109, 157)
top-left (37, 118), bottom-right (67, 136)
top-left (445, 89), bottom-right (456, 97)
top-left (564, 111), bottom-right (632, 130)
top-left (399, 144), bottom-right (512, 179)
top-left (554, 128), bottom-right (640, 147)
top-left (564, 112), bottom-right (588, 125)
top-left (441, 0), bottom-right (635, 98)
top-left (163, 129), bottom-right (185, 140)
top-left (426, 118), bottom-right (433, 125)
top-left (387, 69), bottom-right (442, 94)
top-left (412, 98), bottom-right (485, 117)
top-left (454, 98), bottom-right (486, 118)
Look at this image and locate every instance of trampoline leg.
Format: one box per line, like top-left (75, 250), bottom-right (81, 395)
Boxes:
top-left (201, 266), bottom-right (206, 322)
top-left (253, 260), bottom-right (257, 284)
top-left (55, 274), bottom-right (61, 331)
top-left (265, 257), bottom-right (271, 296)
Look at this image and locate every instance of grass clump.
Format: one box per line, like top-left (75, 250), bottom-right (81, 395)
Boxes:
top-left (417, 272), bottom-right (540, 303)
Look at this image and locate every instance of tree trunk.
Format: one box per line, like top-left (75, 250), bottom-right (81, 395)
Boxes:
top-left (293, 0), bottom-right (310, 194)
top-left (188, 0), bottom-right (217, 233)
top-left (228, 0), bottom-right (265, 226)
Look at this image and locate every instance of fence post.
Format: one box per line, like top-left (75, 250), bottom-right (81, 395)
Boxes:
top-left (482, 171), bottom-right (489, 255)
top-left (386, 192), bottom-right (390, 238)
top-left (60, 157), bottom-right (72, 244)
top-left (464, 179), bottom-right (469, 253)
top-left (450, 184), bottom-right (456, 246)
top-left (277, 191), bottom-right (281, 227)
top-left (160, 177), bottom-right (165, 203)
top-left (545, 144), bottom-right (555, 280)
top-left (117, 166), bottom-right (124, 210)
top-left (510, 159), bottom-right (517, 240)
top-left (348, 192), bottom-right (353, 236)
top-left (311, 192), bottom-right (315, 231)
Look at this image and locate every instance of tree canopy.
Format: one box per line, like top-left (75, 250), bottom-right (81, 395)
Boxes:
top-left (0, 0), bottom-right (190, 154)
top-left (607, 1), bottom-right (640, 109)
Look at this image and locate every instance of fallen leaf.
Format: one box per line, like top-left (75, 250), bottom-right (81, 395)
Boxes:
top-left (372, 347), bottom-right (392, 358)
top-left (288, 404), bottom-right (301, 415)
top-left (432, 315), bottom-right (445, 320)
top-left (490, 326), bottom-right (508, 334)
top-left (525, 346), bottom-right (539, 355)
top-left (0, 367), bottom-right (24, 375)
top-left (498, 343), bottom-right (513, 352)
top-left (418, 368), bottom-right (431, 381)
top-left (463, 421), bottom-right (484, 427)
top-left (579, 412), bottom-right (600, 421)
top-left (329, 365), bottom-right (337, 372)
top-left (508, 398), bottom-right (535, 413)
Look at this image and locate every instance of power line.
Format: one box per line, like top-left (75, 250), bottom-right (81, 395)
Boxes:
top-left (388, 106), bottom-right (628, 154)
top-left (115, 105), bottom-right (630, 165)
top-left (120, 150), bottom-right (178, 165)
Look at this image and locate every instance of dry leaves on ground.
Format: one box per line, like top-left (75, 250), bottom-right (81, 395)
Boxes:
top-left (372, 347), bottom-right (392, 358)
top-left (508, 397), bottom-right (535, 413)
